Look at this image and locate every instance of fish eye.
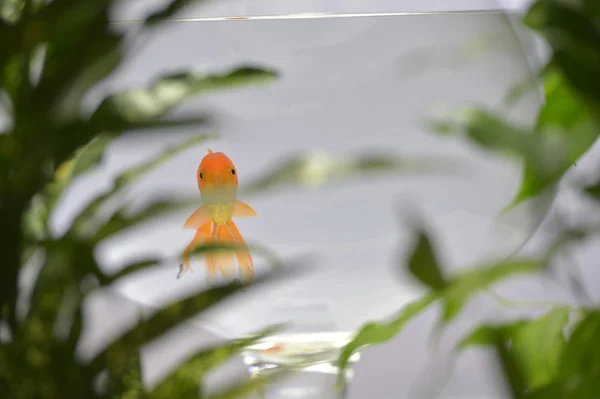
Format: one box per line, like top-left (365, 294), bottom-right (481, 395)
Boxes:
top-left (199, 172), bottom-right (203, 179)
top-left (231, 169), bottom-right (236, 175)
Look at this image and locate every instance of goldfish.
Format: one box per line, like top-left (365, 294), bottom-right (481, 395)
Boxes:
top-left (178, 148), bottom-right (257, 283)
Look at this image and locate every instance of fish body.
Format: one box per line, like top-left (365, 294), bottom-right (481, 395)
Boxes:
top-left (179, 148), bottom-right (257, 282)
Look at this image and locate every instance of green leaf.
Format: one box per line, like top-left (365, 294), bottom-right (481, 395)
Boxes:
top-left (108, 350), bottom-right (147, 399)
top-left (457, 320), bottom-right (529, 349)
top-left (38, 30), bottom-right (124, 123)
top-left (406, 229), bottom-right (447, 291)
top-left (524, 382), bottom-right (565, 399)
top-left (35, 133), bottom-right (113, 225)
top-left (88, 282), bottom-right (247, 374)
top-left (240, 150), bottom-right (462, 196)
top-left (99, 240), bottom-right (281, 285)
top-left (502, 63), bottom-right (551, 108)
top-left (87, 267), bottom-right (301, 375)
top-left (91, 198), bottom-right (199, 242)
top-left (150, 325), bottom-right (282, 399)
top-left (98, 258), bottom-right (162, 285)
top-left (493, 332), bottom-right (527, 399)
top-left (560, 310), bottom-right (600, 379)
top-left (145, 0), bottom-right (204, 26)
top-left (458, 307), bottom-right (571, 390)
top-left (508, 69), bottom-right (590, 207)
top-left (336, 293), bottom-right (439, 386)
top-left (510, 306), bottom-right (570, 389)
top-left (523, 0), bottom-right (600, 108)
top-left (70, 133), bottom-right (215, 237)
top-left (0, 0), bottom-right (113, 66)
top-left (22, 193), bottom-right (49, 242)
top-left (583, 180), bottom-right (600, 201)
top-left (535, 70), bottom-right (593, 130)
top-left (90, 66), bottom-right (278, 126)
top-left (443, 259), bottom-right (545, 322)
top-left (430, 107), bottom-right (598, 210)
top-left (1, 0), bottom-right (25, 24)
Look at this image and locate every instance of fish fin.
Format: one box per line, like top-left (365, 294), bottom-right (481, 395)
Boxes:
top-left (183, 206), bottom-right (211, 229)
top-left (205, 253), bottom-right (218, 283)
top-left (232, 199), bottom-right (258, 218)
top-left (207, 148), bottom-right (213, 154)
top-left (179, 223), bottom-right (211, 278)
top-left (204, 221), bottom-right (220, 283)
top-left (177, 262), bottom-right (193, 279)
top-left (210, 224), bottom-right (236, 280)
top-left (225, 219), bottom-right (254, 282)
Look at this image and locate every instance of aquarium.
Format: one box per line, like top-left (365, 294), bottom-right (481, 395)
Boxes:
top-left (51, 3), bottom-right (548, 398)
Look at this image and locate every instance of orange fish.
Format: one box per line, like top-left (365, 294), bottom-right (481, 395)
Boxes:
top-left (178, 148), bottom-right (257, 282)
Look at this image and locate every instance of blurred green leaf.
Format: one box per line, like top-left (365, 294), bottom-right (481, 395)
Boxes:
top-left (583, 180), bottom-right (600, 201)
top-left (87, 266), bottom-right (302, 375)
top-left (502, 63), bottom-right (552, 108)
top-left (0, 0), bottom-right (25, 24)
top-left (150, 325), bottom-right (282, 399)
top-left (443, 259), bottom-right (545, 322)
top-left (508, 68), bottom-right (598, 207)
top-left (90, 66), bottom-right (278, 127)
top-left (22, 193), bottom-right (49, 243)
top-left (241, 150), bottom-right (463, 196)
top-left (91, 198), bottom-right (198, 242)
top-left (430, 107), bottom-right (598, 210)
top-left (0, 0), bottom-right (112, 65)
top-left (457, 320), bottom-right (529, 349)
top-left (535, 70), bottom-right (593, 130)
top-left (493, 332), bottom-right (527, 399)
top-left (145, 0), bottom-right (204, 26)
top-left (38, 29), bottom-right (124, 123)
top-left (108, 350), bottom-right (147, 399)
top-left (523, 0), bottom-right (600, 108)
top-left (1, 0), bottom-right (289, 397)
top-left (337, 293), bottom-right (439, 387)
top-left (89, 282), bottom-right (248, 374)
top-left (524, 311), bottom-right (600, 399)
top-left (510, 306), bottom-right (570, 390)
top-left (70, 133), bottom-right (215, 238)
top-left (560, 310), bottom-right (600, 379)
top-left (503, 77), bottom-right (542, 108)
top-left (186, 240), bottom-right (282, 268)
top-left (524, 382), bottom-right (565, 399)
top-left (99, 258), bottom-right (162, 285)
top-left (406, 229), bottom-right (447, 291)
top-left (461, 307), bottom-right (571, 390)
top-left (35, 133), bottom-right (113, 226)
top-left (99, 241), bottom-right (281, 286)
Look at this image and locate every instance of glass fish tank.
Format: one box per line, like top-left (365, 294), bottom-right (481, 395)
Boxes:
top-left (54, 1), bottom-right (548, 398)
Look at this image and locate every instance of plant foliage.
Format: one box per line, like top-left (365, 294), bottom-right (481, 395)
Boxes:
top-left (0, 0), bottom-right (290, 397)
top-left (338, 1), bottom-right (600, 398)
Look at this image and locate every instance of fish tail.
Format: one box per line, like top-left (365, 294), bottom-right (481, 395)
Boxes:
top-left (179, 221), bottom-right (211, 279)
top-left (225, 219), bottom-right (254, 282)
top-left (209, 223), bottom-right (236, 280)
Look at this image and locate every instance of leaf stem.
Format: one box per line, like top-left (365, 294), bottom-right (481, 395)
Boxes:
top-left (483, 288), bottom-right (574, 310)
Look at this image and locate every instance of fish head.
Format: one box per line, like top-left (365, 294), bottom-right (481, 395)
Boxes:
top-left (197, 148), bottom-right (238, 205)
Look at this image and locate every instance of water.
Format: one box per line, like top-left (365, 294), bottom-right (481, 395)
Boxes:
top-left (242, 332), bottom-right (357, 369)
top-left (241, 332), bottom-right (360, 398)
top-left (53, 7), bottom-right (547, 397)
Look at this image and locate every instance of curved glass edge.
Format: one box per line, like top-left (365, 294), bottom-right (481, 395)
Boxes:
top-left (110, 0), bottom-right (531, 23)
